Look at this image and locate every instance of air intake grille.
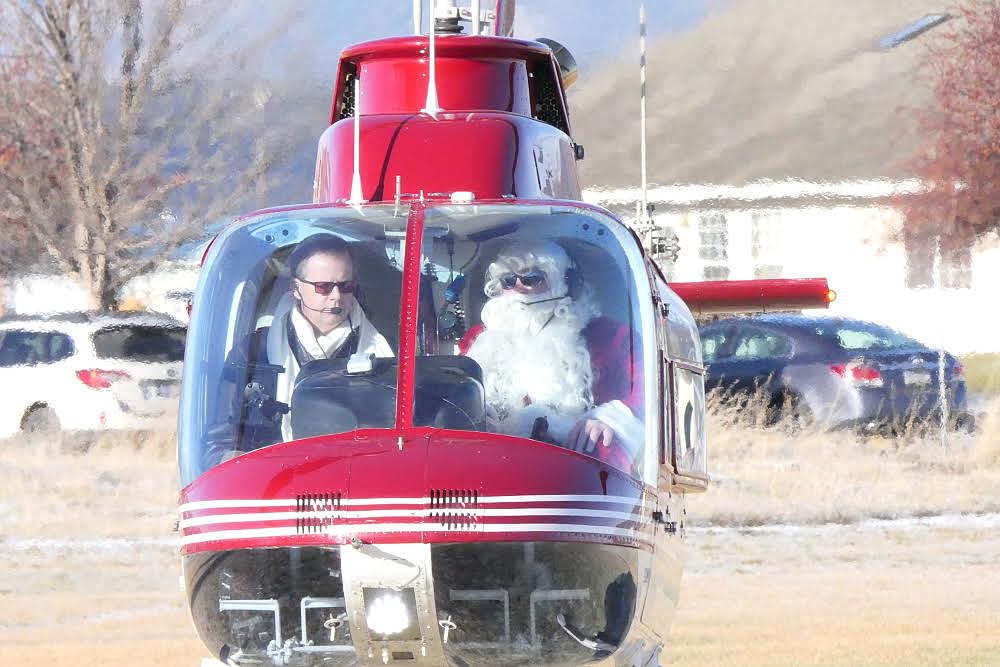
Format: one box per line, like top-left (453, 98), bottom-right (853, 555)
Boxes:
top-left (533, 68), bottom-right (569, 134)
top-left (297, 492), bottom-right (342, 534)
top-left (429, 489), bottom-right (481, 530)
top-left (430, 489), bottom-right (479, 508)
top-left (338, 67), bottom-right (357, 120)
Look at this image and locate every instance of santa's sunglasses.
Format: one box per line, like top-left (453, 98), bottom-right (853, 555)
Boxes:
top-left (296, 277), bottom-right (358, 295)
top-left (499, 270), bottom-right (547, 289)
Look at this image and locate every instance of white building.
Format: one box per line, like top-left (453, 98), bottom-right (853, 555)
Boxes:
top-left (585, 181), bottom-right (1000, 355)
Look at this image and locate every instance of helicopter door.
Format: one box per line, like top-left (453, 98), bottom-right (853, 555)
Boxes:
top-left (652, 277), bottom-right (708, 489)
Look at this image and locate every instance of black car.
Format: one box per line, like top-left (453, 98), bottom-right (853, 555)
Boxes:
top-left (698, 314), bottom-right (969, 432)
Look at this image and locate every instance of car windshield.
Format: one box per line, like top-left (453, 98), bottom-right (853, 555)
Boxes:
top-left (821, 321), bottom-right (922, 351)
top-left (92, 325), bottom-right (186, 362)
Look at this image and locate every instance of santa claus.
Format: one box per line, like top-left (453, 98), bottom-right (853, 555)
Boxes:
top-left (459, 240), bottom-right (643, 472)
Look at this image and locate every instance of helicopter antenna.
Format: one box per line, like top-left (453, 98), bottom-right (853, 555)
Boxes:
top-left (637, 1), bottom-right (680, 264)
top-left (422, 1), bottom-right (445, 116)
top-left (413, 0), bottom-right (422, 34)
top-left (471, 0), bottom-right (481, 34)
top-left (349, 82), bottom-right (366, 206)
top-left (638, 0), bottom-right (652, 244)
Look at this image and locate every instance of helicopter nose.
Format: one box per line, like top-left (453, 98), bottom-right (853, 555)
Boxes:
top-left (180, 430), bottom-right (650, 665)
top-left (188, 538), bottom-right (639, 665)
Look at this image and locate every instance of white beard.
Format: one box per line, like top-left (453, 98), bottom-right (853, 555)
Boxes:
top-left (467, 293), bottom-right (597, 441)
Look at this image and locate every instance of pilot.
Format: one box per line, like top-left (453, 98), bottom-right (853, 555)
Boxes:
top-left (220, 234), bottom-right (393, 451)
top-left (271, 233), bottom-right (394, 413)
top-left (459, 240), bottom-right (642, 472)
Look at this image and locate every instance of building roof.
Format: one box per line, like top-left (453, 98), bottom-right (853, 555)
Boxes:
top-left (571, 0), bottom-right (951, 187)
top-left (583, 178), bottom-right (923, 212)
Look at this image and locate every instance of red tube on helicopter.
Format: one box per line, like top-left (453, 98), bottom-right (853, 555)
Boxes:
top-left (668, 277), bottom-right (836, 316)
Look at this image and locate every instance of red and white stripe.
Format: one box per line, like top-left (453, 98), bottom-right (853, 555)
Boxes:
top-left (179, 494), bottom-right (654, 551)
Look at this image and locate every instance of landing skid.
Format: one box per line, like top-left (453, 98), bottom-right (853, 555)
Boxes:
top-left (200, 645), bottom-right (665, 666)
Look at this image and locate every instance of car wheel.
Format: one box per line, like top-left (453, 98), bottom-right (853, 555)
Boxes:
top-left (952, 411), bottom-right (977, 434)
top-left (21, 405), bottom-right (61, 435)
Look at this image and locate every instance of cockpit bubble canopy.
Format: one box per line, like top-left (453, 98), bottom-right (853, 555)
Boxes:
top-left (178, 203), bottom-right (660, 486)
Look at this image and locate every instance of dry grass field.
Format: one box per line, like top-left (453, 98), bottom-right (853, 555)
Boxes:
top-left (668, 395), bottom-right (1000, 666)
top-left (1, 399), bottom-right (998, 666)
top-left (0, 432), bottom-right (204, 666)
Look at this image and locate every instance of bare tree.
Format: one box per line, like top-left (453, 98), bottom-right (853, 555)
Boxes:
top-left (0, 0), bottom-right (308, 309)
top-left (0, 52), bottom-right (67, 272)
top-left (901, 1), bottom-right (1000, 249)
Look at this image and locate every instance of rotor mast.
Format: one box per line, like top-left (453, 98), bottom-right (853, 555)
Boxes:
top-left (413, 0), bottom-right (506, 37)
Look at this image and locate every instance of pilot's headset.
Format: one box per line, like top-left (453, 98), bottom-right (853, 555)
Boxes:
top-left (486, 240), bottom-right (580, 304)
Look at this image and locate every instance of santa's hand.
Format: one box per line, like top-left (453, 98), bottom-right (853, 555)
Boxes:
top-left (567, 418), bottom-right (615, 453)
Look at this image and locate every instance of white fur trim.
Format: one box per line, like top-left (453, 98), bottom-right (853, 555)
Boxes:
top-left (586, 400), bottom-right (644, 461)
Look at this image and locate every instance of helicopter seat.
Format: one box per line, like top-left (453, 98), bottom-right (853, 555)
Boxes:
top-left (254, 289), bottom-right (294, 332)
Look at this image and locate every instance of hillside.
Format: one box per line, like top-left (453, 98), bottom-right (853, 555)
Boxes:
top-left (570, 0), bottom-right (950, 187)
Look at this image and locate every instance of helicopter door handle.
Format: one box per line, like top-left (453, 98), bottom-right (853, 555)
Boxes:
top-left (651, 510), bottom-right (678, 533)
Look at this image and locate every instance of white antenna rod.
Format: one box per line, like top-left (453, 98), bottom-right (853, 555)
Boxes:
top-left (422, 8), bottom-right (442, 116)
top-left (413, 0), bottom-right (422, 35)
top-left (349, 83), bottom-right (365, 205)
top-left (472, 0), bottom-right (481, 34)
top-left (639, 0), bottom-right (650, 238)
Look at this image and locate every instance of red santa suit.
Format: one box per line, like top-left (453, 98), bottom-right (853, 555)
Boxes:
top-left (458, 241), bottom-right (643, 473)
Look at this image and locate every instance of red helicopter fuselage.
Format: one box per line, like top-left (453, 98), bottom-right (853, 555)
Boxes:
top-left (177, 23), bottom-right (829, 667)
top-left (314, 35), bottom-right (581, 203)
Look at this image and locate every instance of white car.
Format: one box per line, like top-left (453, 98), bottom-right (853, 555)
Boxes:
top-left (0, 311), bottom-right (186, 439)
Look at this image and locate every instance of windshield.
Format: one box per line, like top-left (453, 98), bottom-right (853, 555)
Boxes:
top-left (415, 204), bottom-right (653, 480)
top-left (179, 205), bottom-right (407, 483)
top-left (179, 203), bottom-right (656, 486)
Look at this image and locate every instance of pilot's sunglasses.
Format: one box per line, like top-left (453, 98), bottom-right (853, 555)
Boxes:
top-left (297, 277), bottom-right (358, 295)
top-left (499, 271), bottom-right (547, 289)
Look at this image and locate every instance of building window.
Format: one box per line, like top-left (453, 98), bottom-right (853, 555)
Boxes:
top-left (703, 265), bottom-right (730, 281)
top-left (941, 242), bottom-right (971, 289)
top-left (904, 232), bottom-right (933, 289)
top-left (754, 264), bottom-right (782, 279)
top-left (751, 211), bottom-right (783, 279)
top-left (904, 233), bottom-right (971, 289)
top-left (698, 213), bottom-right (728, 262)
top-left (699, 212), bottom-right (728, 280)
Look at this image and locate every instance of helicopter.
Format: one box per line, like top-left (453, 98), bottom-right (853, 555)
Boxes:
top-left (177, 2), bottom-right (833, 665)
